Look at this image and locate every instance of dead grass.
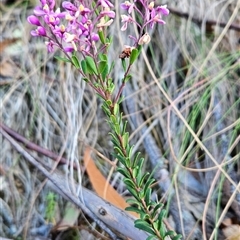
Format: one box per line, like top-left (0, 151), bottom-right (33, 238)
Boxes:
top-left (0, 0), bottom-right (239, 239)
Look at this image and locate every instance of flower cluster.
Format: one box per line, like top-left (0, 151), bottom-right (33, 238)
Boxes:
top-left (28, 0), bottom-right (115, 54)
top-left (120, 1), bottom-right (169, 45)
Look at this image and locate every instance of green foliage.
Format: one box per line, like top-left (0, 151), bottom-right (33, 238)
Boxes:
top-left (130, 48), bottom-right (139, 65)
top-left (85, 56), bottom-right (98, 74)
top-left (45, 192), bottom-right (57, 223)
top-left (71, 55), bottom-right (81, 69)
top-left (98, 60), bottom-right (108, 80)
top-left (121, 58), bottom-right (127, 71)
top-left (105, 96), bottom-right (182, 239)
top-left (54, 56), bottom-right (71, 63)
top-left (81, 60), bottom-right (87, 74)
top-left (124, 74), bottom-right (132, 83)
top-left (98, 30), bottom-right (106, 44)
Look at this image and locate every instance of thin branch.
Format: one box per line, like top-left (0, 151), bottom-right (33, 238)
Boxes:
top-left (0, 122), bottom-right (76, 168)
top-left (168, 7), bottom-right (240, 32)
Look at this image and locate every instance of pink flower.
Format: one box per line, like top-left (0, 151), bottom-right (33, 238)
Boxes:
top-left (99, 9), bottom-right (115, 19)
top-left (148, 5), bottom-right (169, 28)
top-left (30, 26), bottom-right (46, 36)
top-left (52, 24), bottom-right (66, 38)
top-left (76, 4), bottom-right (91, 17)
top-left (120, 1), bottom-right (135, 14)
top-left (63, 46), bottom-right (74, 52)
top-left (97, 0), bottom-right (114, 8)
top-left (27, 15), bottom-right (41, 26)
top-left (120, 15), bottom-right (134, 31)
top-left (91, 33), bottom-right (99, 42)
top-left (62, 1), bottom-right (77, 12)
top-left (156, 5), bottom-right (170, 16)
top-left (28, 0), bottom-right (116, 55)
top-left (45, 40), bottom-right (55, 52)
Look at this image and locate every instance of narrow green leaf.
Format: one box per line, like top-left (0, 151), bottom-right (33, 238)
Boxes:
top-left (98, 60), bottom-right (107, 74)
top-left (96, 93), bottom-right (106, 101)
top-left (135, 168), bottom-right (142, 186)
top-left (93, 82), bottom-right (101, 88)
top-left (144, 188), bottom-right (152, 206)
top-left (143, 178), bottom-right (155, 195)
top-left (152, 202), bottom-right (164, 219)
top-left (126, 198), bottom-right (141, 206)
top-left (106, 36), bottom-right (113, 44)
top-left (125, 156), bottom-right (131, 168)
top-left (112, 153), bottom-right (126, 165)
top-left (137, 172), bottom-right (149, 187)
top-left (116, 167), bottom-right (131, 178)
top-left (139, 189), bottom-right (145, 199)
top-left (136, 158), bottom-right (145, 183)
top-left (114, 124), bottom-right (120, 135)
top-left (104, 99), bottom-right (112, 106)
top-left (138, 157), bottom-right (145, 169)
top-left (114, 146), bottom-right (125, 156)
top-left (109, 82), bottom-right (115, 92)
top-left (99, 53), bottom-right (107, 61)
top-left (121, 59), bottom-right (126, 71)
top-left (85, 56), bottom-right (98, 74)
top-left (133, 152), bottom-right (141, 168)
top-left (132, 166), bottom-right (139, 179)
top-left (118, 95), bottom-right (125, 104)
top-left (134, 220), bottom-right (155, 235)
top-left (111, 139), bottom-right (121, 149)
top-left (130, 48), bottom-right (139, 64)
top-left (81, 60), bottom-right (87, 74)
top-left (109, 61), bottom-right (115, 74)
top-left (113, 103), bottom-right (119, 116)
top-left (54, 56), bottom-right (71, 63)
top-left (126, 185), bottom-right (139, 199)
top-left (153, 220), bottom-right (159, 231)
top-left (127, 145), bottom-right (134, 158)
top-left (122, 120), bottom-right (128, 135)
top-left (82, 78), bottom-right (89, 82)
top-left (71, 55), bottom-right (81, 69)
top-left (165, 231), bottom-right (177, 237)
top-left (137, 44), bottom-right (143, 54)
top-left (146, 236), bottom-right (157, 240)
top-left (101, 64), bottom-right (108, 81)
top-left (173, 234), bottom-right (183, 240)
top-left (122, 132), bottom-right (129, 149)
top-left (159, 223), bottom-right (166, 238)
top-left (92, 1), bottom-right (99, 15)
top-left (124, 179), bottom-right (135, 189)
top-left (110, 114), bottom-right (117, 124)
top-left (125, 206), bottom-right (144, 215)
top-left (98, 30), bottom-right (105, 44)
top-left (157, 209), bottom-right (167, 227)
top-left (108, 132), bottom-right (119, 145)
top-left (124, 74), bottom-right (132, 83)
top-left (102, 104), bottom-right (111, 117)
top-left (139, 211), bottom-right (150, 220)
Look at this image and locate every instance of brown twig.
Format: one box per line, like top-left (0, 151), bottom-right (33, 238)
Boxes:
top-left (0, 122), bottom-right (78, 169)
top-left (168, 7), bottom-right (240, 32)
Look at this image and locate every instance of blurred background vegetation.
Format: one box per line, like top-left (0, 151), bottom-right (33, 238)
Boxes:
top-left (0, 0), bottom-right (239, 239)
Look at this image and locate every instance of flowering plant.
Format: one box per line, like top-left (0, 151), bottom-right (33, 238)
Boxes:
top-left (28, 0), bottom-right (181, 239)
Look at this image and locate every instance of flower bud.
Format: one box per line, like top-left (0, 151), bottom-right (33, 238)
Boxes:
top-left (138, 33), bottom-right (151, 45)
top-left (27, 15), bottom-right (41, 26)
